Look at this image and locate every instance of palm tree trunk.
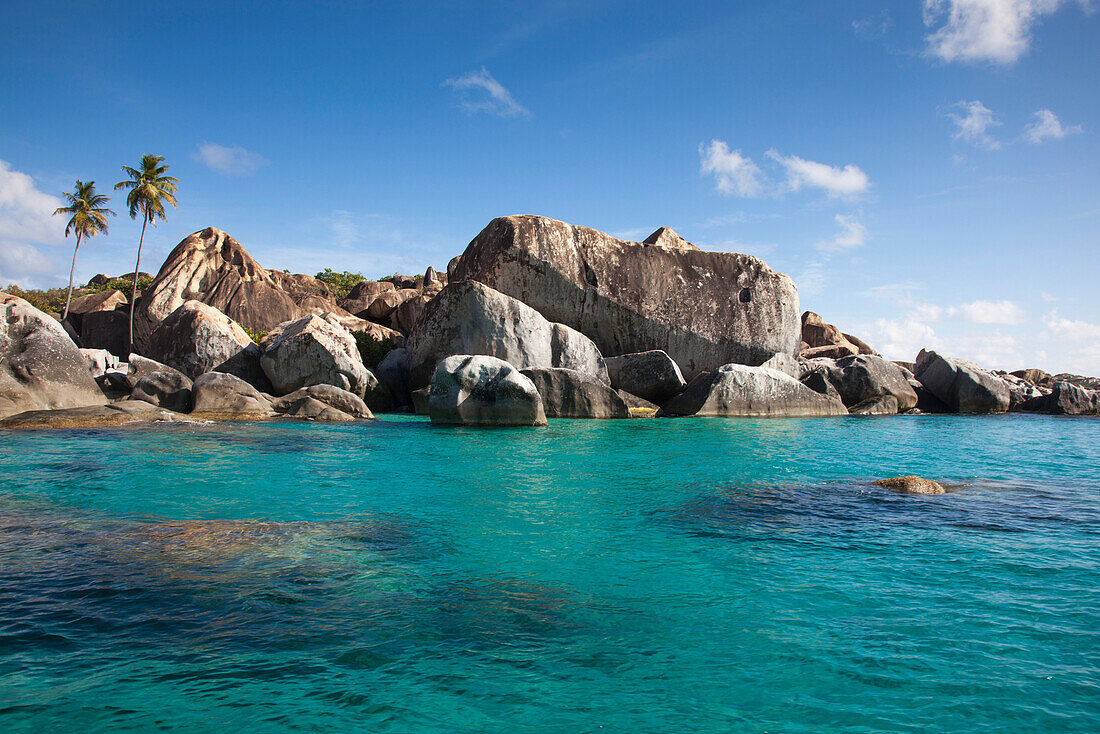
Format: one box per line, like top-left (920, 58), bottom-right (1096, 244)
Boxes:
top-left (127, 216), bottom-right (148, 356)
top-left (61, 233), bottom-right (82, 325)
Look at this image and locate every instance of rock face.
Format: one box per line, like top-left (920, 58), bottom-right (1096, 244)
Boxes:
top-left (79, 309), bottom-right (129, 358)
top-left (520, 368), bottom-right (630, 419)
top-left (659, 364), bottom-right (848, 417)
top-left (873, 476), bottom-right (947, 495)
top-left (130, 371), bottom-right (194, 412)
top-left (365, 289), bottom-right (420, 322)
top-left (830, 355), bottom-right (917, 413)
top-left (849, 395), bottom-right (899, 415)
top-left (1, 292), bottom-right (107, 419)
top-left (428, 355), bottom-right (547, 426)
top-left (914, 349), bottom-right (1010, 414)
top-left (604, 350), bottom-right (687, 404)
top-left (65, 289), bottom-right (127, 332)
top-left (1022, 381), bottom-right (1100, 416)
top-left (271, 384), bottom-right (374, 421)
top-left (146, 300), bottom-right (266, 386)
top-left (259, 313), bottom-right (374, 398)
top-left (191, 372), bottom-right (273, 415)
top-left (407, 280), bottom-right (608, 389)
top-left (390, 293), bottom-right (432, 334)
top-left (450, 216), bottom-right (800, 379)
top-left (340, 280), bottom-right (395, 316)
top-left (375, 347), bottom-right (411, 409)
top-left (0, 402), bottom-right (183, 430)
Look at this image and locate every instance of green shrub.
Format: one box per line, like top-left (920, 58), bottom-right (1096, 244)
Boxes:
top-left (84, 276), bottom-right (153, 295)
top-left (3, 285), bottom-right (68, 314)
top-left (243, 326), bottom-right (268, 344)
top-left (353, 331), bottom-right (398, 369)
top-left (315, 269), bottom-right (365, 300)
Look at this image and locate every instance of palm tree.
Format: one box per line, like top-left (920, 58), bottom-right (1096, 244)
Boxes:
top-left (53, 180), bottom-right (115, 323)
top-left (115, 154), bottom-right (178, 352)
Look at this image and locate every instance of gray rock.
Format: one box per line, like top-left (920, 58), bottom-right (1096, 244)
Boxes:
top-left (389, 293), bottom-right (432, 335)
top-left (908, 378), bottom-right (950, 414)
top-left (66, 289), bottom-right (126, 333)
top-left (411, 387), bottom-right (430, 415)
top-left (849, 395), bottom-right (899, 415)
top-left (407, 280), bottom-right (608, 389)
top-left (126, 354), bottom-right (187, 389)
top-left (604, 350), bottom-right (687, 403)
top-left (79, 348), bottom-right (120, 378)
top-left (659, 363), bottom-right (848, 417)
top-left (761, 351), bottom-right (800, 379)
top-left (914, 349), bottom-right (1010, 414)
top-left (800, 370), bottom-right (842, 403)
top-left (147, 300), bottom-right (267, 387)
top-left (0, 292), bottom-right (107, 419)
top-left (997, 371), bottom-right (1045, 410)
top-left (428, 355), bottom-right (547, 426)
top-left (191, 372), bottom-right (273, 416)
top-left (451, 216), bottom-right (800, 380)
top-left (1020, 381), bottom-right (1100, 415)
top-left (279, 395), bottom-right (356, 421)
top-left (520, 368), bottom-right (630, 419)
top-left (272, 384), bottom-right (373, 419)
top-left (130, 370), bottom-right (194, 412)
top-left (616, 389), bottom-right (660, 414)
top-left (831, 354), bottom-right (917, 413)
top-left (260, 313), bottom-right (374, 398)
top-left (79, 309), bottom-right (129, 358)
top-left (365, 288), bottom-right (420, 322)
top-left (0, 401), bottom-right (184, 429)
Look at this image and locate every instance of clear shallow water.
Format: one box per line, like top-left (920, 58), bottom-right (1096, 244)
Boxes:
top-left (0, 414), bottom-right (1097, 733)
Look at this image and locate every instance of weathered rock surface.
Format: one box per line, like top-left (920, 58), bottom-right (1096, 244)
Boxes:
top-left (428, 355), bottom-right (547, 426)
top-left (1021, 381), bottom-right (1100, 415)
top-left (130, 371), bottom-right (194, 412)
top-left (872, 476), bottom-right (947, 495)
top-left (520, 368), bottom-right (630, 419)
top-left (340, 280), bottom-right (395, 316)
top-left (909, 378), bottom-right (950, 414)
top-left (390, 293), bottom-right (432, 334)
top-left (998, 372), bottom-right (1045, 410)
top-left (79, 348), bottom-right (120, 378)
top-left (604, 350), bottom-right (687, 404)
top-left (146, 300), bottom-right (266, 387)
top-left (800, 312), bottom-right (858, 357)
top-left (407, 281), bottom-right (608, 389)
top-left (0, 401), bottom-right (185, 430)
top-left (190, 372), bottom-right (273, 416)
top-left (1, 292), bottom-right (107, 419)
top-left (849, 395), bottom-right (900, 415)
top-left (260, 313), bottom-right (374, 398)
top-left (365, 289), bottom-right (421, 322)
top-left (126, 354), bottom-right (186, 389)
top-left (272, 384), bottom-right (373, 421)
top-left (659, 364), bottom-right (848, 417)
top-left (914, 349), bottom-right (1010, 414)
top-left (450, 216), bottom-right (800, 379)
top-left (65, 289), bottom-right (127, 332)
top-left (616, 389), bottom-right (660, 414)
top-left (830, 354), bottom-right (918, 413)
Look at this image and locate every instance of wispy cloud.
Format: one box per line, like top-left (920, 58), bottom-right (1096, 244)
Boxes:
top-left (816, 214), bottom-right (867, 252)
top-left (947, 100), bottom-right (1002, 149)
top-left (923, 0), bottom-right (1089, 65)
top-left (1024, 108), bottom-right (1083, 143)
top-left (698, 141), bottom-right (765, 197)
top-left (0, 159), bottom-right (64, 286)
top-left (958, 299), bottom-right (1026, 324)
top-left (767, 151), bottom-right (871, 197)
top-left (444, 67), bottom-right (531, 118)
top-left (194, 143), bottom-right (269, 176)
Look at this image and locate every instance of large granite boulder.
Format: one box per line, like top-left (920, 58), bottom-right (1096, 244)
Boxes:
top-left (145, 300), bottom-right (266, 387)
top-left (79, 309), bottom-right (129, 358)
top-left (191, 372), bottom-right (273, 416)
top-left (340, 280), bottom-right (395, 316)
top-left (259, 313), bottom-right (374, 398)
top-left (830, 354), bottom-right (918, 413)
top-left (390, 293), bottom-right (433, 334)
top-left (659, 363), bottom-right (848, 417)
top-left (0, 292), bottom-right (107, 419)
top-left (520, 368), bottom-right (630, 419)
top-left (272, 384), bottom-right (374, 421)
top-left (604, 350), bottom-right (687, 403)
top-left (0, 402), bottom-right (184, 430)
top-left (998, 372), bottom-right (1045, 410)
top-left (1021, 381), bottom-right (1100, 415)
top-left (451, 216), bottom-right (800, 379)
top-left (365, 288), bottom-right (420, 322)
top-left (914, 350), bottom-right (1010, 414)
top-left (407, 280), bottom-right (608, 389)
top-left (801, 311), bottom-right (858, 356)
top-left (65, 289), bottom-right (126, 332)
top-left (428, 355), bottom-right (547, 426)
top-left (129, 371), bottom-right (194, 412)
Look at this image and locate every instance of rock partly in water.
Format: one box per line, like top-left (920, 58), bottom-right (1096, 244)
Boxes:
top-left (428, 354), bottom-right (547, 426)
top-left (872, 476), bottom-right (947, 495)
top-left (190, 372), bottom-right (273, 416)
top-left (659, 364), bottom-right (848, 417)
top-left (375, 347), bottom-right (412, 410)
top-left (914, 349), bottom-right (1010, 414)
top-left (145, 300), bottom-right (267, 387)
top-left (520, 368), bottom-right (630, 419)
top-left (260, 313), bottom-right (374, 398)
top-left (407, 280), bottom-right (608, 389)
top-left (849, 395), bottom-right (900, 415)
top-left (129, 370), bottom-right (194, 412)
top-left (1020, 381), bottom-right (1100, 416)
top-left (271, 384), bottom-right (373, 420)
top-left (450, 216), bottom-right (801, 380)
top-left (604, 350), bottom-right (687, 404)
top-left (830, 354), bottom-right (917, 413)
top-left (0, 401), bottom-right (187, 430)
top-left (616, 389), bottom-right (660, 416)
top-left (1, 292), bottom-right (107, 419)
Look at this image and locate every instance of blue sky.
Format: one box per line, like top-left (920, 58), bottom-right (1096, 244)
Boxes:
top-left (2, 1), bottom-right (1097, 374)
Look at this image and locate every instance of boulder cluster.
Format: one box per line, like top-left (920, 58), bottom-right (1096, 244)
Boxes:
top-left (2, 215), bottom-right (1097, 428)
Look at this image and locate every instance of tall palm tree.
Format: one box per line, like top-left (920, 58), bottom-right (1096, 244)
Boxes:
top-left (53, 180), bottom-right (115, 323)
top-left (115, 154), bottom-right (178, 352)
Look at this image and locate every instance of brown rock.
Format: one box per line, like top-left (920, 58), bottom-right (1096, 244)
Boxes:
top-left (872, 476), bottom-right (947, 495)
top-left (65, 289), bottom-right (127, 332)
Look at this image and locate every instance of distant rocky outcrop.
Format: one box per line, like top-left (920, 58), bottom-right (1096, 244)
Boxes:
top-left (407, 280), bottom-right (609, 389)
top-left (428, 355), bottom-right (547, 426)
top-left (914, 349), bottom-right (1011, 414)
top-left (339, 280), bottom-right (396, 316)
top-left (799, 311), bottom-right (876, 360)
top-left (451, 216), bottom-right (801, 379)
top-left (660, 363), bottom-right (848, 417)
top-left (1, 292), bottom-right (107, 419)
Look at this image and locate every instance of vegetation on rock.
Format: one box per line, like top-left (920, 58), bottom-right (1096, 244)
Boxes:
top-left (353, 331), bottom-right (398, 369)
top-left (315, 269), bottom-right (365, 300)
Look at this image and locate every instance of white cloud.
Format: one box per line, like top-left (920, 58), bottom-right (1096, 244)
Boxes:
top-left (0, 159), bottom-right (65, 286)
top-left (1041, 310), bottom-right (1100, 374)
top-left (766, 150), bottom-right (871, 197)
top-left (444, 67), bottom-right (531, 118)
top-left (1043, 310), bottom-right (1100, 341)
top-left (194, 143), bottom-right (269, 176)
top-left (816, 214), bottom-right (867, 252)
top-left (870, 315), bottom-right (938, 362)
top-left (923, 0), bottom-right (1086, 64)
top-left (958, 299), bottom-right (1026, 324)
top-left (699, 141), bottom-right (765, 197)
top-left (1024, 108), bottom-right (1083, 143)
top-left (1040, 291), bottom-right (1059, 302)
top-left (947, 100), bottom-right (1002, 149)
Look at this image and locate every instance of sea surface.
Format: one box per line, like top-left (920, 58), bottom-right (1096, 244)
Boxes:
top-left (0, 414), bottom-right (1097, 732)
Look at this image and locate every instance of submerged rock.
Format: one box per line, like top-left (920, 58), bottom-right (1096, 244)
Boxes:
top-left (872, 476), bottom-right (947, 495)
top-left (450, 216), bottom-right (801, 379)
top-left (0, 401), bottom-right (185, 429)
top-left (429, 354), bottom-right (547, 426)
top-left (831, 354), bottom-right (917, 413)
top-left (659, 364), bottom-right (848, 417)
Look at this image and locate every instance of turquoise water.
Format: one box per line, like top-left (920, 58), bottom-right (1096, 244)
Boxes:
top-left (1, 414), bottom-right (1098, 732)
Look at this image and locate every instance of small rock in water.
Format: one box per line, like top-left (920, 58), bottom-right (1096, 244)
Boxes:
top-left (872, 476), bottom-right (947, 495)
